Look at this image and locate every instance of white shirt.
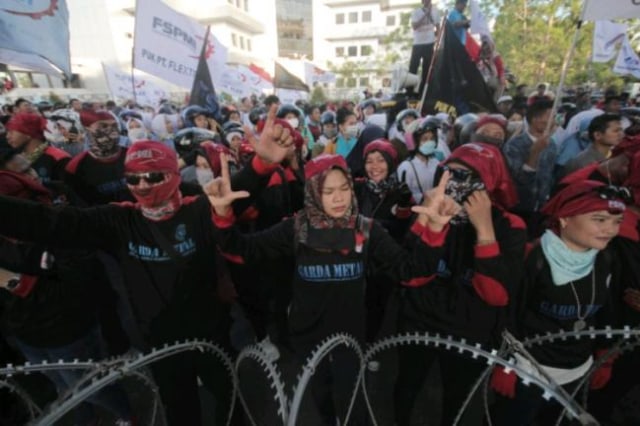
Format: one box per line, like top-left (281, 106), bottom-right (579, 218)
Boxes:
top-left (411, 7), bottom-right (439, 45)
top-left (397, 156), bottom-right (440, 204)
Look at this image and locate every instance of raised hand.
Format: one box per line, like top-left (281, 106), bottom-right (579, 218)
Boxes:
top-left (464, 190), bottom-right (495, 240)
top-left (243, 104), bottom-right (293, 165)
top-left (205, 153), bottom-right (250, 217)
top-left (411, 170), bottom-right (461, 231)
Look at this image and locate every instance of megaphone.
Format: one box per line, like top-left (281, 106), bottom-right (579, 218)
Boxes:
top-left (391, 65), bottom-right (420, 93)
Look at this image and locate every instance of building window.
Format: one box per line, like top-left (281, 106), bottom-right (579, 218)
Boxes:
top-left (231, 33), bottom-right (237, 47)
top-left (361, 45), bottom-right (372, 56)
top-left (247, 39), bottom-right (252, 51)
top-left (360, 77), bottom-right (370, 87)
top-left (336, 78), bottom-right (345, 88)
top-left (239, 36), bottom-right (245, 50)
top-left (346, 77), bottom-right (357, 88)
top-left (335, 47), bottom-right (345, 57)
top-left (386, 15), bottom-right (396, 26)
top-left (235, 0), bottom-right (241, 7)
top-left (347, 46), bottom-right (357, 57)
top-left (228, 0), bottom-right (233, 4)
top-left (243, 0), bottom-right (248, 11)
top-left (362, 11), bottom-right (372, 22)
top-left (348, 12), bottom-right (358, 23)
top-left (335, 13), bottom-right (344, 24)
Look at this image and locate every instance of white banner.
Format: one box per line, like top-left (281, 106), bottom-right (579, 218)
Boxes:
top-left (304, 62), bottom-right (336, 86)
top-left (102, 64), bottom-right (168, 106)
top-left (583, 0), bottom-right (640, 21)
top-left (276, 88), bottom-right (308, 105)
top-left (0, 48), bottom-right (63, 76)
top-left (218, 66), bottom-right (251, 99)
top-left (0, 0), bottom-right (71, 75)
top-left (592, 21), bottom-right (627, 63)
top-left (613, 35), bottom-right (640, 79)
top-left (133, 0), bottom-right (227, 89)
top-left (469, 0), bottom-right (492, 38)
top-left (237, 64), bottom-right (273, 94)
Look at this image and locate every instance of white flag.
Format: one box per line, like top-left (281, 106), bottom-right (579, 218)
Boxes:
top-left (469, 0), bottom-right (491, 38)
top-left (0, 0), bottom-right (71, 75)
top-left (583, 0), bottom-right (640, 21)
top-left (237, 65), bottom-right (273, 94)
top-left (592, 21), bottom-right (627, 63)
top-left (304, 62), bottom-right (336, 86)
top-left (613, 36), bottom-right (640, 79)
top-left (218, 66), bottom-right (251, 99)
top-left (102, 64), bottom-right (167, 106)
top-left (133, 0), bottom-right (227, 89)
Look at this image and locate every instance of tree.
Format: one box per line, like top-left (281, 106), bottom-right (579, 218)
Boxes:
top-left (310, 84), bottom-right (328, 104)
top-left (484, 0), bottom-right (627, 89)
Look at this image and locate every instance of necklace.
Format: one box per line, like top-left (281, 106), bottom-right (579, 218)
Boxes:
top-left (568, 269), bottom-right (596, 332)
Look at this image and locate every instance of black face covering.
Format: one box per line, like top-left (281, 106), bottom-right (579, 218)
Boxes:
top-left (87, 123), bottom-right (120, 158)
top-left (445, 178), bottom-right (486, 225)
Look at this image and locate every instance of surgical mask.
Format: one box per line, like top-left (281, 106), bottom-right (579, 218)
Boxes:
top-left (418, 140), bottom-right (437, 156)
top-left (287, 118), bottom-right (299, 129)
top-left (323, 128), bottom-right (337, 138)
top-left (128, 128), bottom-right (148, 143)
top-left (196, 168), bottom-right (214, 187)
top-left (344, 125), bottom-right (359, 139)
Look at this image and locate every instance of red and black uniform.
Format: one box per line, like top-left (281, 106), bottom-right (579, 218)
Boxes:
top-left (64, 148), bottom-right (132, 206)
top-left (0, 154), bottom-right (275, 426)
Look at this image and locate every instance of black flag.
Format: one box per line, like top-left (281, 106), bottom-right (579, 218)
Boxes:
top-left (420, 21), bottom-right (497, 117)
top-left (274, 62), bottom-right (310, 92)
top-left (189, 26), bottom-right (221, 121)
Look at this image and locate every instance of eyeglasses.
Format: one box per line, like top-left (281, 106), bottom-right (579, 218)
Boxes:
top-left (435, 165), bottom-right (479, 184)
top-left (124, 172), bottom-right (166, 185)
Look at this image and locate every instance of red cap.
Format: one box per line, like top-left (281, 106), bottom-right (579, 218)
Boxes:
top-left (80, 110), bottom-right (115, 127)
top-left (6, 113), bottom-right (47, 140)
top-left (199, 141), bottom-right (234, 177)
top-left (476, 114), bottom-right (507, 131)
top-left (125, 140), bottom-right (178, 174)
top-left (304, 154), bottom-right (348, 180)
top-left (363, 139), bottom-right (398, 166)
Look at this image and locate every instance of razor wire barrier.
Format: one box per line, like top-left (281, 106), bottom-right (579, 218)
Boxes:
top-left (2, 326), bottom-right (640, 425)
top-left (287, 334), bottom-right (364, 426)
top-left (0, 378), bottom-right (42, 420)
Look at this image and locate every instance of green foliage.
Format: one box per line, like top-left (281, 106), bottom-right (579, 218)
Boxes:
top-left (48, 91), bottom-right (63, 104)
top-left (487, 0), bottom-right (629, 89)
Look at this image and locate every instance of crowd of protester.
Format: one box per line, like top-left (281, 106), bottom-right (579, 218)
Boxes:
top-left (0, 82), bottom-right (639, 426)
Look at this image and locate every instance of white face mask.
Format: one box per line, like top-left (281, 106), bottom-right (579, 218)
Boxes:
top-left (196, 168), bottom-right (214, 187)
top-left (344, 125), bottom-right (359, 139)
top-left (128, 128), bottom-right (148, 143)
top-left (287, 118), bottom-right (299, 129)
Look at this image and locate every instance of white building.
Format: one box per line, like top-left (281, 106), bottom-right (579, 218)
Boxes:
top-left (65, 0), bottom-right (277, 95)
top-left (312, 0), bottom-right (443, 98)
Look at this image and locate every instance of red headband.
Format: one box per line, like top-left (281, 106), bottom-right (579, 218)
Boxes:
top-left (446, 142), bottom-right (518, 209)
top-left (125, 140), bottom-right (178, 174)
top-left (80, 110), bottom-right (115, 127)
top-left (6, 113), bottom-right (47, 140)
top-left (541, 180), bottom-right (626, 219)
top-left (199, 141), bottom-right (234, 177)
top-left (304, 154), bottom-right (348, 180)
top-left (476, 114), bottom-right (507, 131)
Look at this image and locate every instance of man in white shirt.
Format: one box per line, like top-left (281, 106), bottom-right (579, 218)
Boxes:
top-left (408, 0), bottom-right (440, 98)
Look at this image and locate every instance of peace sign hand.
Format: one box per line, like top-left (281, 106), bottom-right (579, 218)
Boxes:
top-left (205, 153), bottom-right (250, 218)
top-left (244, 104), bottom-right (294, 165)
top-left (411, 170), bottom-right (461, 231)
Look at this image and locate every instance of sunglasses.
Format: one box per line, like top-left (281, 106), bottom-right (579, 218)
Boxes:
top-left (124, 172), bottom-right (166, 185)
top-left (434, 165), bottom-right (479, 185)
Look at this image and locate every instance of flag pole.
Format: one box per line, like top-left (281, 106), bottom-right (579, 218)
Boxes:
top-left (419, 11), bottom-right (448, 116)
top-left (545, 1), bottom-right (588, 133)
top-left (130, 48), bottom-right (138, 106)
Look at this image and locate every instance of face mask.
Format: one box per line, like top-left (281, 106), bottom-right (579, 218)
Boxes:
top-left (418, 140), bottom-right (437, 156)
top-left (323, 128), bottom-right (337, 138)
top-left (196, 168), bottom-right (214, 187)
top-left (444, 178), bottom-right (486, 225)
top-left (344, 125), bottom-right (359, 139)
top-left (128, 128), bottom-right (148, 143)
top-left (287, 118), bottom-right (299, 129)
top-left (88, 124), bottom-right (120, 158)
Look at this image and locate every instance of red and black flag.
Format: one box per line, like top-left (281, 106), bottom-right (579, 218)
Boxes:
top-left (189, 26), bottom-right (222, 121)
top-left (420, 21), bottom-right (497, 117)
